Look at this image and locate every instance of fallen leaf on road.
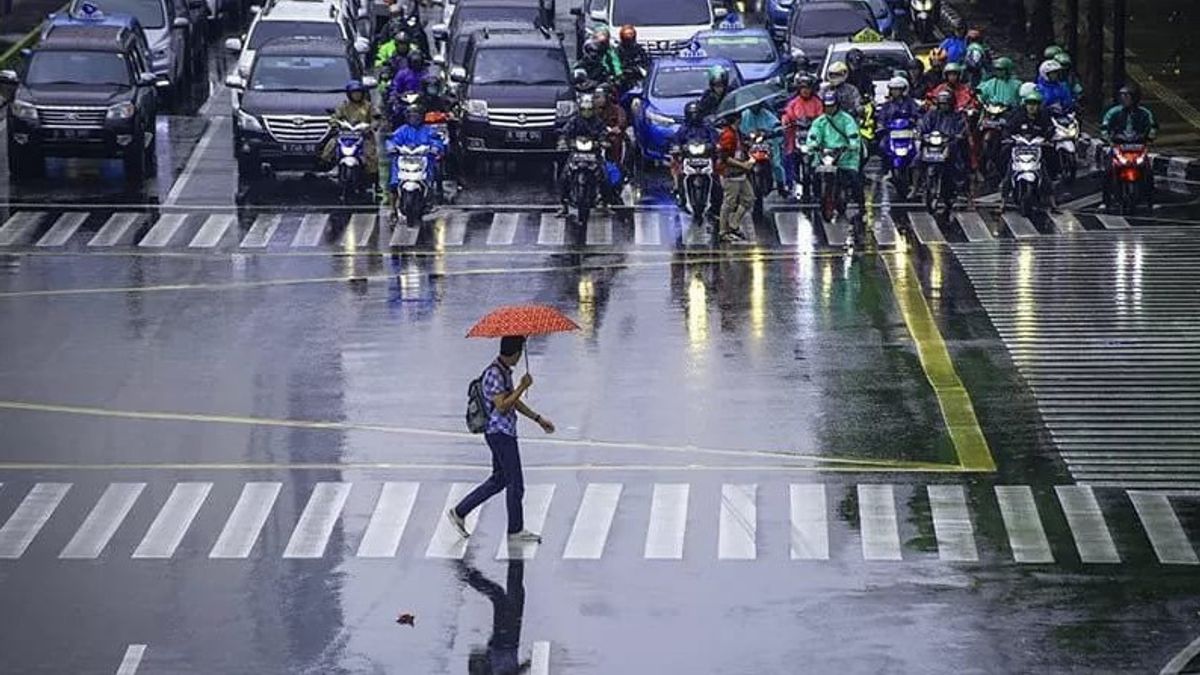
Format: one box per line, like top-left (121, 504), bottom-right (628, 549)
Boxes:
top-left (396, 613), bottom-right (415, 626)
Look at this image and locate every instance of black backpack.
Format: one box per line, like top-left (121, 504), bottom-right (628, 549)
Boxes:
top-left (466, 366), bottom-right (495, 434)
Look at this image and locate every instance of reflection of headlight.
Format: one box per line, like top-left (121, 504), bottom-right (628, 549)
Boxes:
top-left (646, 110), bottom-right (674, 126)
top-left (556, 100), bottom-right (576, 118)
top-left (465, 99), bottom-right (488, 119)
top-left (12, 100), bottom-right (38, 122)
top-left (236, 108), bottom-right (263, 132)
top-left (106, 102), bottom-right (136, 120)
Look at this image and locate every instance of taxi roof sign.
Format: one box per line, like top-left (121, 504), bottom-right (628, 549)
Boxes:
top-left (677, 41), bottom-right (707, 59)
top-left (718, 12), bottom-right (745, 30)
top-left (74, 1), bottom-right (105, 18)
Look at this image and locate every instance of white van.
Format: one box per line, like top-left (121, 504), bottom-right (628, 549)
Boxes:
top-left (572, 0), bottom-right (723, 59)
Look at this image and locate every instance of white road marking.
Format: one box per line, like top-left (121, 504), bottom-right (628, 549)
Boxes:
top-left (116, 644), bottom-right (146, 675)
top-left (388, 221), bottom-right (420, 247)
top-left (0, 211), bottom-right (46, 246)
top-left (718, 484), bottom-right (756, 560)
top-left (873, 211), bottom-right (899, 247)
top-left (165, 117), bottom-right (227, 206)
top-left (138, 213), bottom-right (189, 248)
top-left (1000, 212), bottom-right (1039, 239)
top-left (1128, 492), bottom-right (1198, 565)
top-left (1059, 193), bottom-right (1103, 211)
top-left (821, 214), bottom-right (848, 247)
top-left (1055, 486), bottom-right (1120, 563)
top-left (1095, 214), bottom-right (1131, 230)
top-left (132, 482), bottom-right (212, 559)
top-left (633, 211), bottom-right (663, 246)
top-left (497, 484), bottom-right (555, 560)
top-left (88, 212), bottom-right (143, 247)
top-left (439, 212), bottom-right (468, 246)
top-left (1161, 633), bottom-right (1200, 675)
top-left (585, 214), bottom-right (613, 246)
top-left (60, 483), bottom-right (145, 559)
top-left (342, 213), bottom-right (377, 249)
top-left (486, 213), bottom-right (519, 246)
top-left (426, 482), bottom-right (481, 559)
top-left (773, 211), bottom-right (805, 246)
top-left (34, 212), bottom-right (88, 247)
top-left (0, 483), bottom-right (71, 559)
top-left (858, 484), bottom-right (902, 561)
top-left (789, 483), bottom-right (828, 560)
top-left (531, 641), bottom-right (550, 675)
top-left (1050, 212), bottom-right (1084, 234)
top-left (562, 483), bottom-right (622, 560)
top-left (537, 213), bottom-right (565, 246)
top-left (644, 483), bottom-right (688, 560)
top-left (954, 212), bottom-right (992, 242)
top-left (356, 482), bottom-right (419, 558)
top-left (283, 482), bottom-right (352, 559)
top-left (188, 213), bottom-right (234, 248)
top-left (239, 214), bottom-right (281, 248)
top-left (907, 212), bottom-right (945, 244)
top-left (209, 482), bottom-right (281, 559)
top-left (291, 213), bottom-right (330, 247)
top-left (927, 484), bottom-right (978, 562)
top-left (995, 486), bottom-right (1054, 563)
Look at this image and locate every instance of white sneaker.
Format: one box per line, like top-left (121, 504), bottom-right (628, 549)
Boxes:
top-left (507, 529), bottom-right (542, 543)
top-left (447, 508), bottom-right (470, 538)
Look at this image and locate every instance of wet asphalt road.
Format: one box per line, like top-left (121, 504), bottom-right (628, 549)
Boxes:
top-left (5, 8), bottom-right (1200, 675)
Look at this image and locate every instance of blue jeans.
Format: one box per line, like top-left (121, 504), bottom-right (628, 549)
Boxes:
top-left (455, 433), bottom-right (524, 534)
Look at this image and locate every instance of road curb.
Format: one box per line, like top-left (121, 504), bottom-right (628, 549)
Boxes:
top-left (1077, 134), bottom-right (1200, 181)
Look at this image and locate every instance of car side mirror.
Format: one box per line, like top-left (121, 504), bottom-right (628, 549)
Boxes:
top-left (225, 37), bottom-right (243, 53)
top-left (589, 9), bottom-right (605, 21)
top-left (449, 66), bottom-right (466, 83)
top-left (19, 48), bottom-right (32, 59)
top-left (225, 73), bottom-right (245, 89)
top-left (362, 75), bottom-right (378, 88)
top-left (138, 72), bottom-right (157, 86)
top-left (626, 85), bottom-right (642, 98)
top-left (0, 69), bottom-right (17, 84)
top-left (172, 16), bottom-right (190, 28)
top-left (431, 23), bottom-right (447, 41)
top-left (249, 4), bottom-right (261, 14)
top-left (432, 53), bottom-right (446, 66)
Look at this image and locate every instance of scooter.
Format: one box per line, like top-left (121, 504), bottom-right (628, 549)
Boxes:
top-left (1107, 133), bottom-right (1150, 215)
top-left (978, 102), bottom-right (1009, 179)
top-left (1007, 134), bottom-right (1048, 218)
top-left (816, 147), bottom-right (845, 223)
top-left (1050, 106), bottom-right (1079, 184)
top-left (881, 116), bottom-right (918, 200)
top-left (334, 119), bottom-right (372, 204)
top-left (389, 142), bottom-right (433, 228)
top-left (909, 0), bottom-right (937, 42)
top-left (790, 120), bottom-right (814, 202)
top-left (747, 129), bottom-right (774, 222)
top-left (921, 130), bottom-right (955, 215)
top-left (676, 140), bottom-right (715, 222)
top-left (565, 135), bottom-right (602, 228)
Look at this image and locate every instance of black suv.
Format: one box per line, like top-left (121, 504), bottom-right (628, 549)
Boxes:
top-left (1, 12), bottom-right (164, 179)
top-left (226, 36), bottom-right (373, 180)
top-left (450, 29), bottom-right (574, 160)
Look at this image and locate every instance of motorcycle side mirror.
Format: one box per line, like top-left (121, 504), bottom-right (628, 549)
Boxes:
top-left (224, 37), bottom-right (243, 53)
top-left (172, 16), bottom-right (190, 28)
top-left (0, 69), bottom-right (17, 84)
top-left (362, 75), bottom-right (378, 88)
top-left (790, 47), bottom-right (806, 62)
top-left (431, 23), bottom-right (448, 41)
top-left (449, 66), bottom-right (467, 83)
top-left (354, 37), bottom-right (370, 54)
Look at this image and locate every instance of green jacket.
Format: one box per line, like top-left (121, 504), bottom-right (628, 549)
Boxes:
top-left (805, 110), bottom-right (861, 170)
top-left (1101, 104), bottom-right (1158, 142)
top-left (977, 76), bottom-right (1021, 108)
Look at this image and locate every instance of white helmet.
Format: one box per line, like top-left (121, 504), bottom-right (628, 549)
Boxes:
top-left (827, 61), bottom-right (849, 85)
top-left (1039, 59), bottom-right (1063, 78)
top-left (887, 76), bottom-right (909, 93)
top-left (1018, 81), bottom-right (1038, 99)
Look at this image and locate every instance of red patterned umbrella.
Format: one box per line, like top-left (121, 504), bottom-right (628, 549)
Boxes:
top-left (466, 304), bottom-right (580, 338)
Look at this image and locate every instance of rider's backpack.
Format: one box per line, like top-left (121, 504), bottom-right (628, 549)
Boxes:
top-left (465, 367), bottom-right (494, 434)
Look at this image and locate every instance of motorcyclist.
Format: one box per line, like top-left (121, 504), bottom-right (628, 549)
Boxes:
top-left (579, 27), bottom-right (623, 86)
top-left (805, 90), bottom-right (864, 216)
top-left (670, 100), bottom-right (718, 206)
top-left (977, 57), bottom-right (1021, 108)
top-left (918, 89), bottom-right (969, 194)
top-left (615, 24), bottom-right (650, 91)
top-left (905, 59), bottom-right (927, 98)
top-left (877, 76), bottom-right (922, 135)
top-left (917, 48), bottom-right (948, 101)
top-left (1036, 59), bottom-right (1076, 112)
top-left (965, 28), bottom-right (990, 61)
top-left (390, 51), bottom-right (428, 99)
top-left (594, 84), bottom-right (629, 166)
top-left (740, 100), bottom-right (786, 196)
top-left (375, 32), bottom-right (411, 95)
top-left (1101, 85), bottom-right (1159, 205)
top-left (938, 24), bottom-right (968, 64)
top-left (1053, 51), bottom-right (1085, 101)
top-left (387, 103), bottom-right (445, 206)
top-left (696, 65), bottom-right (731, 118)
top-left (926, 63), bottom-right (979, 112)
top-left (556, 94), bottom-right (610, 216)
top-left (824, 61), bottom-right (862, 116)
top-left (417, 74), bottom-right (454, 115)
top-left (963, 43), bottom-right (988, 88)
top-left (781, 74), bottom-right (824, 192)
top-left (322, 80), bottom-right (379, 180)
top-left (1000, 90), bottom-right (1057, 210)
top-left (844, 49), bottom-right (874, 99)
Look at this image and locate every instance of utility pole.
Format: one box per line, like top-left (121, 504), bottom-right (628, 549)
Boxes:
top-left (1112, 0), bottom-right (1127, 97)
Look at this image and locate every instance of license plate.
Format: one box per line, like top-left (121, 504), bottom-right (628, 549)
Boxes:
top-left (54, 128), bottom-right (93, 140)
top-left (506, 130), bottom-right (542, 143)
top-left (283, 143), bottom-right (317, 153)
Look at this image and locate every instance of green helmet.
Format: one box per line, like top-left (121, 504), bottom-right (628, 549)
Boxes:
top-left (992, 56), bottom-right (1014, 72)
top-left (707, 65), bottom-right (729, 85)
top-left (944, 62), bottom-right (964, 74)
top-left (1043, 45), bottom-right (1064, 59)
top-left (1023, 90), bottom-right (1043, 104)
top-left (1053, 52), bottom-right (1072, 67)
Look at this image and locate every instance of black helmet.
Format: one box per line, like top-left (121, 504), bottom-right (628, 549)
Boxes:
top-left (583, 40), bottom-right (602, 60)
top-left (345, 80), bottom-right (366, 95)
top-left (409, 51), bottom-right (425, 68)
top-left (421, 75), bottom-right (440, 95)
top-left (793, 73), bottom-right (815, 91)
top-left (1118, 84), bottom-right (1141, 104)
top-left (684, 100), bottom-right (701, 124)
top-left (405, 104), bottom-right (425, 124)
top-left (845, 48), bottom-right (864, 69)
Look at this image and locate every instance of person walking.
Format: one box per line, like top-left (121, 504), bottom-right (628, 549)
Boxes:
top-left (448, 336), bottom-right (555, 542)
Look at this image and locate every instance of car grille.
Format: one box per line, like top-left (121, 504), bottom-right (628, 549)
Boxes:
top-left (38, 105), bottom-right (107, 129)
top-left (262, 115), bottom-right (332, 144)
top-left (488, 108), bottom-right (556, 129)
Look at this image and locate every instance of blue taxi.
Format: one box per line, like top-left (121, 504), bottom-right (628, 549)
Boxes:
top-left (691, 23), bottom-right (790, 85)
top-left (628, 46), bottom-right (741, 162)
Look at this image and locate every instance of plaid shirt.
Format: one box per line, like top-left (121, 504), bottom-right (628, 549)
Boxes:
top-left (482, 359), bottom-right (518, 437)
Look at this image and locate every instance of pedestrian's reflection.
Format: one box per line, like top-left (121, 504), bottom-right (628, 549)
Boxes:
top-left (459, 560), bottom-right (528, 675)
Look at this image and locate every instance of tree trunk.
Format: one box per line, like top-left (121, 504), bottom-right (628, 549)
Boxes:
top-left (1084, 0), bottom-right (1105, 116)
top-left (1065, 0), bottom-right (1079, 57)
top-left (1009, 0), bottom-right (1027, 47)
top-left (1112, 0), bottom-right (1127, 99)
top-left (1030, 0), bottom-right (1056, 52)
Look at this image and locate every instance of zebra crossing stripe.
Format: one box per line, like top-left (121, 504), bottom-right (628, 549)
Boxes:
top-left (633, 211), bottom-right (663, 246)
top-left (209, 482), bottom-right (281, 559)
top-left (789, 484), bottom-right (828, 560)
top-left (1050, 212), bottom-right (1084, 234)
top-left (0, 211), bottom-right (46, 246)
top-left (718, 484), bottom-right (757, 560)
top-left (537, 213), bottom-right (566, 246)
top-left (342, 213), bottom-right (377, 249)
top-left (60, 483), bottom-right (146, 559)
top-left (1000, 212), bottom-right (1039, 239)
top-left (116, 644), bottom-right (146, 675)
top-left (820, 214), bottom-right (848, 247)
top-left (774, 211), bottom-right (802, 247)
top-left (139, 213), bottom-right (189, 248)
top-left (1128, 492), bottom-right (1199, 565)
top-left (531, 641), bottom-right (550, 675)
top-left (426, 483), bottom-right (481, 559)
top-left (188, 214), bottom-right (234, 248)
top-left (644, 483), bottom-right (688, 560)
top-left (497, 484), bottom-right (555, 561)
top-left (132, 482), bottom-right (212, 559)
top-left (995, 486), bottom-right (1054, 563)
top-left (487, 213), bottom-right (519, 246)
top-left (563, 483), bottom-right (622, 560)
top-left (1095, 214), bottom-right (1131, 230)
top-left (586, 214), bottom-right (613, 246)
top-left (88, 212), bottom-right (143, 247)
top-left (858, 484), bottom-right (902, 561)
top-left (954, 212), bottom-right (992, 242)
top-left (439, 213), bottom-right (468, 246)
top-left (907, 212), bottom-right (945, 244)
top-left (240, 214), bottom-right (281, 248)
top-left (1055, 486), bottom-right (1120, 563)
top-left (927, 485), bottom-right (978, 562)
top-left (291, 213), bottom-right (330, 247)
top-left (389, 221), bottom-right (419, 247)
top-left (356, 482), bottom-right (419, 558)
top-left (283, 482), bottom-right (352, 559)
top-left (0, 483), bottom-right (71, 559)
top-left (874, 211), bottom-right (899, 248)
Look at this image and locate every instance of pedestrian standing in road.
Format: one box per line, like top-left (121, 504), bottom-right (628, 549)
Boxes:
top-left (718, 114), bottom-right (754, 243)
top-left (449, 336), bottom-right (555, 543)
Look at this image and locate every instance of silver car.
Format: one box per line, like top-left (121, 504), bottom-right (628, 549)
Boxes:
top-left (70, 0), bottom-right (193, 93)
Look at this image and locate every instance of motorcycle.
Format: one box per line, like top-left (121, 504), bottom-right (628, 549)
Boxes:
top-left (881, 116), bottom-right (918, 200)
top-left (790, 120), bottom-right (814, 202)
top-left (1007, 134), bottom-right (1048, 218)
top-left (675, 140), bottom-right (715, 222)
top-left (565, 135), bottom-right (602, 227)
top-left (815, 147), bottom-right (845, 223)
top-left (909, 0), bottom-right (937, 42)
top-left (1108, 133), bottom-right (1150, 215)
top-left (389, 142), bottom-right (433, 228)
top-left (978, 102), bottom-right (1009, 178)
top-left (921, 130), bottom-right (955, 215)
top-left (333, 119), bottom-right (372, 204)
top-left (387, 90), bottom-right (421, 131)
top-left (747, 129), bottom-right (774, 222)
top-left (1050, 106), bottom-right (1079, 184)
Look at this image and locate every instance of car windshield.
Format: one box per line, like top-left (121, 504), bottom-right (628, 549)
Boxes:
top-left (698, 35), bottom-right (776, 63)
top-left (453, 6), bottom-right (539, 28)
top-left (794, 8), bottom-right (870, 37)
top-left (471, 47), bottom-right (566, 85)
top-left (26, 51), bottom-right (131, 86)
top-left (612, 0), bottom-right (710, 26)
top-left (248, 22), bottom-right (342, 50)
top-left (249, 55), bottom-right (350, 92)
top-left (78, 0), bottom-right (164, 28)
top-left (651, 67), bottom-right (709, 98)
top-left (829, 50), bottom-right (910, 80)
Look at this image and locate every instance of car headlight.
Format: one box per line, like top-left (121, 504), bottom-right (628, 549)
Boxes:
top-left (646, 110), bottom-right (674, 126)
top-left (106, 102), bottom-right (136, 121)
top-left (556, 100), bottom-right (577, 119)
top-left (11, 100), bottom-right (38, 122)
top-left (465, 99), bottom-right (488, 120)
top-left (236, 108), bottom-right (263, 132)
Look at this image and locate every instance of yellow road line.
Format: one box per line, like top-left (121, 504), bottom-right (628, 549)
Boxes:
top-left (882, 253), bottom-right (997, 472)
top-left (0, 399), bottom-right (953, 471)
top-left (0, 461), bottom-right (971, 473)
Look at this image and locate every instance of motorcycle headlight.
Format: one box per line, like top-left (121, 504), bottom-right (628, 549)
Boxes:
top-left (913, 0), bottom-right (933, 10)
top-left (646, 110), bottom-right (674, 127)
top-left (465, 99), bottom-right (488, 120)
top-left (556, 100), bottom-right (577, 119)
top-left (236, 108), bottom-right (263, 132)
top-left (687, 142), bottom-right (706, 155)
top-left (106, 102), bottom-right (136, 121)
top-left (11, 100), bottom-right (38, 122)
